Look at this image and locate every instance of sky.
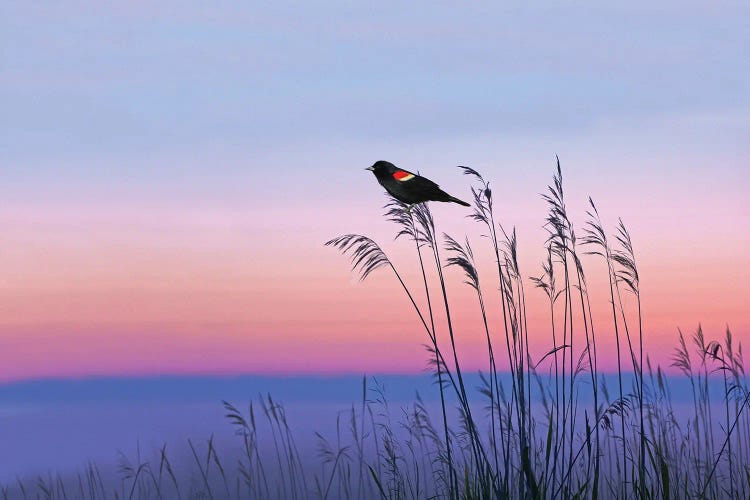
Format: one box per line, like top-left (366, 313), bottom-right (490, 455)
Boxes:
top-left (1, 1), bottom-right (748, 382)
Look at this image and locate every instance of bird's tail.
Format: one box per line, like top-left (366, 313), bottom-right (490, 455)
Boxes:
top-left (448, 195), bottom-right (470, 207)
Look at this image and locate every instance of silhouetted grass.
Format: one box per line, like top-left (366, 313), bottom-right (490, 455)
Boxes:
top-left (3, 160), bottom-right (748, 499)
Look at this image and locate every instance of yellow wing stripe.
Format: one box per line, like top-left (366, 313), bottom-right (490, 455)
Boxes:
top-left (393, 171), bottom-right (415, 182)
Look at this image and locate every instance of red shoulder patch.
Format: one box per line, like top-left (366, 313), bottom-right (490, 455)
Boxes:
top-left (393, 171), bottom-right (415, 181)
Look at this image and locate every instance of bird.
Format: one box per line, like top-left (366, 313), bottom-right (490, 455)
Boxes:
top-left (365, 160), bottom-right (470, 207)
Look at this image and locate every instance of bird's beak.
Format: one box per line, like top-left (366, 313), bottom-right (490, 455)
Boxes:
top-left (365, 166), bottom-right (374, 171)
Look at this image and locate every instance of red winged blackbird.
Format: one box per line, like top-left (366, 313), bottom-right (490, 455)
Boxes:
top-left (366, 160), bottom-right (470, 207)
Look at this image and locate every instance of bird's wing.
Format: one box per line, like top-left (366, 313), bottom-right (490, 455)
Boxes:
top-left (391, 168), bottom-right (440, 188)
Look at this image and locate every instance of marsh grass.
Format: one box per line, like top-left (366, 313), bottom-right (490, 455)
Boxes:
top-left (3, 161), bottom-right (748, 499)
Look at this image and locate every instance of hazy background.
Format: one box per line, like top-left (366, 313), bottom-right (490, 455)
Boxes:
top-left (1, 0), bottom-right (748, 480)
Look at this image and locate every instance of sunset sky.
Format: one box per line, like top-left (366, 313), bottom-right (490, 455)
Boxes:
top-left (1, 2), bottom-right (748, 382)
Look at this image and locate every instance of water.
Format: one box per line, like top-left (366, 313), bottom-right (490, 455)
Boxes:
top-left (0, 374), bottom-right (730, 485)
top-left (0, 375), bottom-right (437, 483)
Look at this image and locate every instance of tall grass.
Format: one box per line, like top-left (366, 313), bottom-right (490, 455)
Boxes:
top-left (3, 161), bottom-right (748, 499)
top-left (326, 160), bottom-right (748, 499)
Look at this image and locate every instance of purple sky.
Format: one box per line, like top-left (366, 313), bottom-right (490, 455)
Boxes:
top-left (0, 2), bottom-right (748, 379)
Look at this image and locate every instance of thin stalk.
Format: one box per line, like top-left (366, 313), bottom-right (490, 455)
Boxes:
top-left (409, 209), bottom-right (456, 498)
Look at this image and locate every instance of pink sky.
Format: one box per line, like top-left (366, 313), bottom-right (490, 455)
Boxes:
top-left (0, 155), bottom-right (747, 382)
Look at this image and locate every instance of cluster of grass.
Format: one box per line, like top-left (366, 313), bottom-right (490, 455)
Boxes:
top-left (4, 161), bottom-right (748, 499)
top-left (326, 161), bottom-right (749, 499)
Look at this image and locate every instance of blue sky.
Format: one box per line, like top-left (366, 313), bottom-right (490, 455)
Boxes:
top-left (3, 2), bottom-right (748, 169)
